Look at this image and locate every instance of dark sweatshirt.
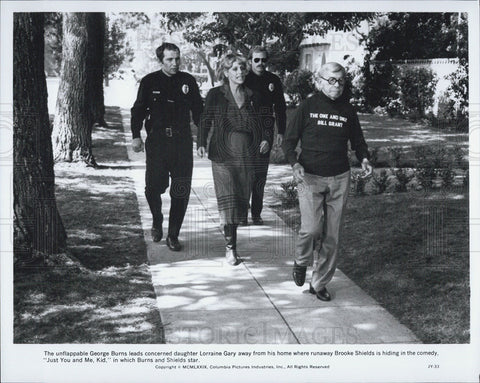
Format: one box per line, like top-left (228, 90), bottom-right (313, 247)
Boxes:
top-left (282, 91), bottom-right (369, 177)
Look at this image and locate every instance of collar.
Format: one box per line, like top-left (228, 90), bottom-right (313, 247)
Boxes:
top-left (159, 70), bottom-right (177, 80)
top-left (249, 70), bottom-right (266, 78)
top-left (220, 83), bottom-right (254, 100)
top-left (318, 90), bottom-right (342, 104)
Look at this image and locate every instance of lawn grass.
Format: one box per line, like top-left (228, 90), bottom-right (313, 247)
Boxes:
top-left (272, 187), bottom-right (469, 343)
top-left (14, 107), bottom-right (164, 343)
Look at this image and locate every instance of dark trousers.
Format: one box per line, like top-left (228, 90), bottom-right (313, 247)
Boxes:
top-left (251, 154), bottom-right (269, 218)
top-left (144, 133), bottom-right (193, 238)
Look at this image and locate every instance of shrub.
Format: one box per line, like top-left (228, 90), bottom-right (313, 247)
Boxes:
top-left (445, 60), bottom-right (469, 131)
top-left (363, 63), bottom-right (437, 121)
top-left (463, 169), bottom-right (469, 188)
top-left (362, 61), bottom-right (397, 110)
top-left (351, 170), bottom-right (369, 196)
top-left (284, 69), bottom-right (316, 107)
top-left (372, 169), bottom-right (390, 194)
top-left (393, 167), bottom-right (414, 192)
top-left (431, 145), bottom-right (449, 168)
top-left (276, 180), bottom-right (298, 207)
top-left (386, 98), bottom-right (405, 118)
top-left (414, 145), bottom-right (436, 190)
top-left (438, 165), bottom-right (455, 189)
top-left (398, 66), bottom-right (438, 120)
top-left (415, 167), bottom-right (436, 190)
top-left (452, 144), bottom-right (468, 171)
top-left (344, 56), bottom-right (370, 112)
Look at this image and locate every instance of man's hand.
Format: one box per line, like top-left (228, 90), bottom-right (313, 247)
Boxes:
top-left (197, 146), bottom-right (206, 158)
top-left (259, 140), bottom-right (270, 154)
top-left (361, 158), bottom-right (373, 178)
top-left (292, 162), bottom-right (305, 183)
top-left (132, 137), bottom-right (144, 152)
top-left (276, 134), bottom-right (283, 147)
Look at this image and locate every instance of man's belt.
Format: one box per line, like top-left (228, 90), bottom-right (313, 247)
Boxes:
top-left (159, 125), bottom-right (189, 138)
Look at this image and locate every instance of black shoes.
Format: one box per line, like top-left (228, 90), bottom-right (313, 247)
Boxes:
top-left (151, 227), bottom-right (163, 242)
top-left (152, 228), bottom-right (181, 252)
top-left (292, 261), bottom-right (307, 286)
top-left (166, 235), bottom-right (182, 251)
top-left (309, 284), bottom-right (332, 301)
top-left (239, 216), bottom-right (264, 226)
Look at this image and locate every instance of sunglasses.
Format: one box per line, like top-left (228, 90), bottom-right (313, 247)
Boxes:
top-left (321, 76), bottom-right (346, 86)
top-left (253, 58), bottom-right (268, 63)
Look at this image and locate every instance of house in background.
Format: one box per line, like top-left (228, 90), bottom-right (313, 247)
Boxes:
top-left (299, 22), bottom-right (368, 72)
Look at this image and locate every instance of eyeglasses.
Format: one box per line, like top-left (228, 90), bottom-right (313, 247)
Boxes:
top-left (253, 58), bottom-right (268, 63)
top-left (321, 76), bottom-right (346, 86)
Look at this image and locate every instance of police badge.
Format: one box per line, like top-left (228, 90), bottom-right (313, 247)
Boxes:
top-left (268, 83), bottom-right (275, 92)
top-left (182, 84), bottom-right (190, 94)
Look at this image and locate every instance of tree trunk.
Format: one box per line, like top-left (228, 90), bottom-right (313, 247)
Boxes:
top-left (52, 13), bottom-right (102, 166)
top-left (14, 13), bottom-right (67, 262)
top-left (87, 13), bottom-right (107, 127)
top-left (197, 50), bottom-right (216, 86)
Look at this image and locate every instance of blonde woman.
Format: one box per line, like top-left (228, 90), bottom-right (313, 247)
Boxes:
top-left (197, 53), bottom-right (272, 265)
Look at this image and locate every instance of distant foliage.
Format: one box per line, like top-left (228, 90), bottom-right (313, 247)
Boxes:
top-left (344, 56), bottom-right (369, 112)
top-left (368, 147), bottom-right (380, 167)
top-left (284, 69), bottom-right (316, 106)
top-left (104, 15), bottom-right (135, 82)
top-left (362, 62), bottom-right (397, 111)
top-left (398, 67), bottom-right (437, 120)
top-left (380, 66), bottom-right (437, 120)
top-left (361, 13), bottom-right (467, 124)
top-left (443, 61), bottom-right (469, 131)
top-left (387, 146), bottom-right (404, 168)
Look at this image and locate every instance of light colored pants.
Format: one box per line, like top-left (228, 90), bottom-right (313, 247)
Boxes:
top-left (295, 170), bottom-right (350, 291)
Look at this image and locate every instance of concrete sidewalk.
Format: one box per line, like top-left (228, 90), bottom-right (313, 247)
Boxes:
top-left (121, 110), bottom-right (419, 344)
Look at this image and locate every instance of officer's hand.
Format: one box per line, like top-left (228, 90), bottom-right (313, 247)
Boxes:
top-left (292, 162), bottom-right (305, 183)
top-left (197, 146), bottom-right (206, 158)
top-left (132, 137), bottom-right (144, 153)
top-left (276, 134), bottom-right (283, 147)
top-left (259, 140), bottom-right (270, 154)
top-left (361, 158), bottom-right (373, 178)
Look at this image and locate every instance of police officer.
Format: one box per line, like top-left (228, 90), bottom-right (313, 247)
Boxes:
top-left (131, 43), bottom-right (203, 251)
top-left (244, 46), bottom-right (287, 225)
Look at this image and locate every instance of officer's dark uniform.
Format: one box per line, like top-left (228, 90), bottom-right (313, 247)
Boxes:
top-left (131, 70), bottom-right (203, 239)
top-left (244, 70), bottom-right (287, 219)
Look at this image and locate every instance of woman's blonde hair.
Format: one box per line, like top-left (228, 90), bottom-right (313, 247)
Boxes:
top-left (216, 53), bottom-right (247, 83)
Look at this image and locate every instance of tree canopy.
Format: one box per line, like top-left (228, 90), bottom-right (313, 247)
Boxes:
top-left (362, 12), bottom-right (468, 61)
top-left (165, 12), bottom-right (373, 73)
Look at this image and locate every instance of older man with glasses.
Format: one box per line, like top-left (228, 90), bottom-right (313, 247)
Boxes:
top-left (282, 62), bottom-right (372, 301)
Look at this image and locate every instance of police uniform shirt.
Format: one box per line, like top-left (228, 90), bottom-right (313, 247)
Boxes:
top-left (131, 70), bottom-right (203, 139)
top-left (244, 70), bottom-right (287, 135)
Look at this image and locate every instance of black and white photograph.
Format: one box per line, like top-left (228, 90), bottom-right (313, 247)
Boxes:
top-left (1, 1), bottom-right (479, 382)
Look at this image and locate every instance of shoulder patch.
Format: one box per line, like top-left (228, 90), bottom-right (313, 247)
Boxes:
top-left (268, 83), bottom-right (275, 92)
top-left (182, 84), bottom-right (189, 94)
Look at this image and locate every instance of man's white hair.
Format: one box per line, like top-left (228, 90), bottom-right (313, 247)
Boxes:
top-left (315, 62), bottom-right (346, 81)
